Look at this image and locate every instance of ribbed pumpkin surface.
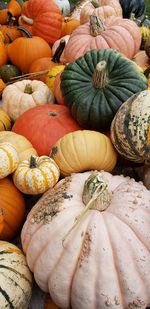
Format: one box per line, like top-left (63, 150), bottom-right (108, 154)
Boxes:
top-left (61, 49), bottom-right (148, 130)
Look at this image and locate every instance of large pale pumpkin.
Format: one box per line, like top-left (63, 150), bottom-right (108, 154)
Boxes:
top-left (21, 170), bottom-right (150, 308)
top-left (64, 15), bottom-right (141, 63)
top-left (0, 177), bottom-right (25, 240)
top-left (61, 49), bottom-right (147, 131)
top-left (0, 142), bottom-right (19, 179)
top-left (2, 79), bottom-right (54, 122)
top-left (111, 90), bottom-right (150, 163)
top-left (0, 241), bottom-right (32, 309)
top-left (51, 130), bottom-right (117, 176)
top-left (13, 155), bottom-right (60, 195)
top-left (80, 0), bottom-right (122, 24)
top-left (12, 104), bottom-right (82, 156)
top-left (0, 131), bottom-right (37, 161)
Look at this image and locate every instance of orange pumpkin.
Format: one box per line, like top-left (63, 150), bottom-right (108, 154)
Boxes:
top-left (0, 177), bottom-right (25, 241)
top-left (132, 50), bottom-right (150, 71)
top-left (19, 0), bottom-right (63, 45)
top-left (0, 78), bottom-right (6, 94)
top-left (61, 17), bottom-right (80, 36)
top-left (7, 26), bottom-right (52, 73)
top-left (0, 8), bottom-right (8, 25)
top-left (0, 23), bottom-right (22, 43)
top-left (53, 72), bottom-right (65, 105)
top-left (0, 39), bottom-right (8, 66)
top-left (7, 0), bottom-right (23, 18)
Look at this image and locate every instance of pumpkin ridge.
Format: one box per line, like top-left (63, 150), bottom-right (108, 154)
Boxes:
top-left (0, 286), bottom-right (14, 309)
top-left (59, 135), bottom-right (80, 173)
top-left (0, 264), bottom-right (32, 285)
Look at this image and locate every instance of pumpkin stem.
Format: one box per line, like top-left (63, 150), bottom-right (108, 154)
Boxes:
top-left (90, 15), bottom-right (105, 36)
top-left (62, 171), bottom-right (110, 247)
top-left (29, 155), bottom-right (37, 168)
top-left (91, 0), bottom-right (99, 8)
top-left (20, 15), bottom-right (34, 25)
top-left (17, 25), bottom-right (32, 38)
top-left (24, 83), bottom-right (33, 94)
top-left (92, 61), bottom-right (108, 88)
top-left (52, 39), bottom-right (66, 63)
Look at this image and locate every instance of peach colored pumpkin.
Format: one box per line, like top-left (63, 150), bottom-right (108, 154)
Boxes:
top-left (80, 0), bottom-right (122, 24)
top-left (64, 15), bottom-right (141, 63)
top-left (132, 50), bottom-right (150, 71)
top-left (52, 35), bottom-right (70, 64)
top-left (21, 170), bottom-right (150, 308)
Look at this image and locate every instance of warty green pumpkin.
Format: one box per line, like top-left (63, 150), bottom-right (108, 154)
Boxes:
top-left (60, 49), bottom-right (148, 131)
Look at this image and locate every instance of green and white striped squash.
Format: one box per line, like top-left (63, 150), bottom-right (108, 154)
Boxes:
top-left (110, 90), bottom-right (150, 163)
top-left (0, 241), bottom-right (32, 309)
top-left (0, 142), bottom-right (19, 179)
top-left (13, 155), bottom-right (60, 195)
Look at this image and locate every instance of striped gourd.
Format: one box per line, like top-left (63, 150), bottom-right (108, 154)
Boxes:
top-left (13, 155), bottom-right (60, 195)
top-left (0, 109), bottom-right (11, 132)
top-left (111, 90), bottom-right (150, 163)
top-left (0, 142), bottom-right (19, 179)
top-left (0, 241), bottom-right (32, 309)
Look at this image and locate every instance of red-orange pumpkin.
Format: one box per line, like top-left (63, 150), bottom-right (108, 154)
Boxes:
top-left (53, 72), bottom-right (65, 105)
top-left (19, 0), bottom-right (63, 45)
top-left (12, 104), bottom-right (82, 156)
top-left (0, 177), bottom-right (25, 241)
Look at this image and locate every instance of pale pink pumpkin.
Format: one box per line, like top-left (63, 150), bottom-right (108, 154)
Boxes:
top-left (80, 0), bottom-right (122, 24)
top-left (52, 35), bottom-right (70, 64)
top-left (21, 170), bottom-right (150, 309)
top-left (64, 15), bottom-right (141, 63)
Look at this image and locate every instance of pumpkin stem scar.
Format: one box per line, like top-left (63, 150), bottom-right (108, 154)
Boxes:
top-left (62, 171), bottom-right (110, 247)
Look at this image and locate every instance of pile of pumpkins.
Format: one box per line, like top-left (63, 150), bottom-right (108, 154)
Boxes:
top-left (0, 0), bottom-right (150, 308)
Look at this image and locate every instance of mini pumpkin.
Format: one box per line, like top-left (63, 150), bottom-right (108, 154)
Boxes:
top-left (61, 17), bottom-right (80, 36)
top-left (46, 65), bottom-right (65, 92)
top-left (0, 108), bottom-right (11, 131)
top-left (0, 177), bottom-right (25, 240)
top-left (0, 142), bottom-right (19, 179)
top-left (21, 170), bottom-right (150, 308)
top-left (64, 15), bottom-right (141, 63)
top-left (0, 241), bottom-right (32, 309)
top-left (13, 155), bottom-right (60, 195)
top-left (51, 130), bottom-right (117, 176)
top-left (0, 131), bottom-right (38, 161)
top-left (2, 79), bottom-right (54, 122)
top-left (0, 64), bottom-right (21, 83)
top-left (61, 49), bottom-right (147, 131)
top-left (0, 38), bottom-right (8, 66)
top-left (111, 90), bottom-right (150, 163)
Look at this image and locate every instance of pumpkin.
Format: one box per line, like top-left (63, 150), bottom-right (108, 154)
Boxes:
top-left (13, 155), bottom-right (60, 195)
top-left (0, 131), bottom-right (37, 161)
top-left (0, 142), bottom-right (19, 179)
top-left (0, 78), bottom-right (6, 94)
top-left (46, 65), bottom-right (65, 92)
top-left (132, 50), bottom-right (150, 71)
top-left (54, 0), bottom-right (70, 16)
top-left (7, 26), bottom-right (52, 73)
top-left (51, 130), bottom-right (117, 176)
top-left (53, 72), bottom-right (65, 105)
top-left (0, 8), bottom-right (8, 25)
top-left (64, 15), bottom-right (141, 63)
top-left (52, 36), bottom-right (70, 65)
top-left (61, 17), bottom-right (80, 36)
top-left (2, 79), bottom-right (54, 122)
top-left (0, 38), bottom-right (8, 66)
top-left (0, 108), bottom-right (11, 131)
top-left (80, 0), bottom-right (122, 24)
top-left (119, 0), bottom-right (145, 18)
top-left (0, 64), bottom-right (21, 83)
top-left (7, 0), bottom-right (23, 18)
top-left (0, 23), bottom-right (22, 44)
top-left (19, 0), bottom-right (63, 45)
top-left (21, 170), bottom-right (150, 308)
top-left (110, 90), bottom-right (150, 163)
top-left (0, 177), bottom-right (25, 240)
top-left (130, 13), bottom-right (150, 50)
top-left (12, 104), bottom-right (82, 156)
top-left (0, 241), bottom-right (32, 309)
top-left (61, 49), bottom-right (147, 131)
top-left (145, 35), bottom-right (150, 59)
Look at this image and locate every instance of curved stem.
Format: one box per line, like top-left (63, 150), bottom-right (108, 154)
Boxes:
top-left (21, 15), bottom-right (34, 25)
top-left (30, 156), bottom-right (37, 168)
top-left (91, 0), bottom-right (100, 8)
top-left (17, 25), bottom-right (32, 38)
top-left (52, 39), bottom-right (66, 63)
top-left (90, 15), bottom-right (105, 36)
top-left (92, 61), bottom-right (108, 88)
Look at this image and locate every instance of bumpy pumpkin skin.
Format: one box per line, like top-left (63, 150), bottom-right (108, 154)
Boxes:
top-left (51, 130), bottom-right (117, 176)
top-left (111, 90), bottom-right (150, 163)
top-left (0, 241), bottom-right (32, 309)
top-left (21, 170), bottom-right (150, 308)
top-left (64, 15), bottom-right (141, 63)
top-left (61, 49), bottom-right (147, 131)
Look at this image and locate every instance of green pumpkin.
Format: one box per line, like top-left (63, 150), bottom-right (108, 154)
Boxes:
top-left (60, 49), bottom-right (148, 131)
top-left (110, 90), bottom-right (150, 163)
top-left (0, 64), bottom-right (21, 83)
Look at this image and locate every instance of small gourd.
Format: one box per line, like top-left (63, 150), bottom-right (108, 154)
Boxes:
top-left (0, 142), bottom-right (19, 179)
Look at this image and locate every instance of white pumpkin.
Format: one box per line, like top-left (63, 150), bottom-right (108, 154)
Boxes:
top-left (2, 79), bottom-right (55, 122)
top-left (0, 142), bottom-right (19, 178)
top-left (54, 0), bottom-right (70, 16)
top-left (0, 241), bottom-right (32, 309)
